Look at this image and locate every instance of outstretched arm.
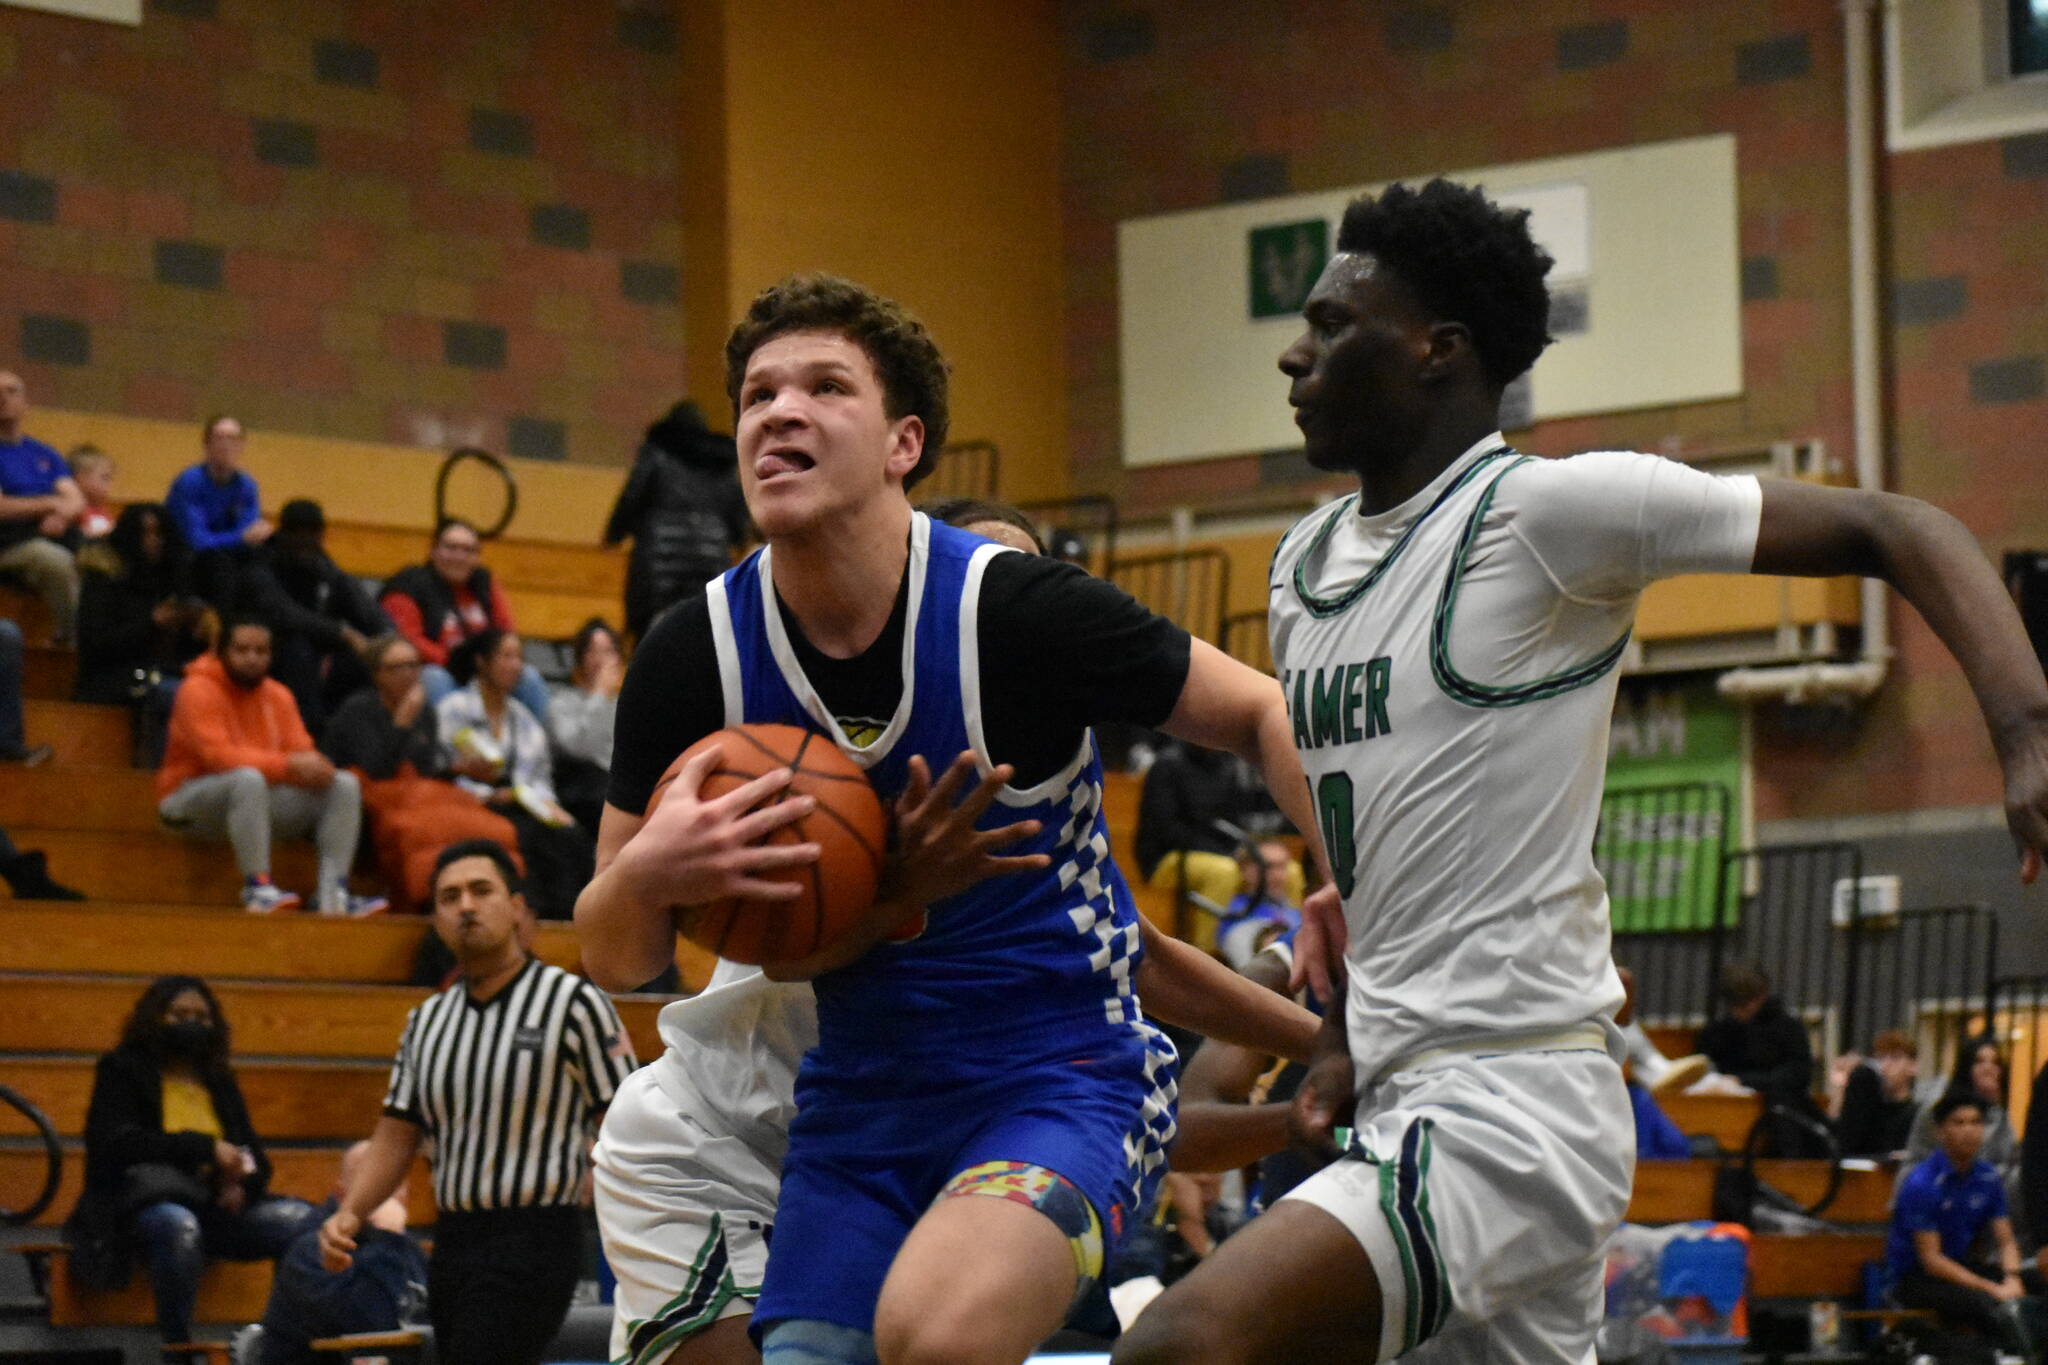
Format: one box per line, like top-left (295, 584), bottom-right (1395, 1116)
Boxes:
top-left (1753, 481), bottom-right (2048, 879)
top-left (1136, 919), bottom-right (1319, 1063)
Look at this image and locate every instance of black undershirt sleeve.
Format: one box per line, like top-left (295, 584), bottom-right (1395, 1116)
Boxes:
top-left (605, 552), bottom-right (1195, 806)
top-left (976, 551), bottom-right (1191, 785)
top-left (605, 588), bottom-right (728, 816)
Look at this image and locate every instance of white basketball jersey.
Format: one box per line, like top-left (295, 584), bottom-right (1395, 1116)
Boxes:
top-left (1268, 435), bottom-right (1761, 1082)
top-left (651, 959), bottom-right (816, 1161)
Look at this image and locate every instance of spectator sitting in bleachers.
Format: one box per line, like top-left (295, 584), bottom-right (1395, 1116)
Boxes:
top-left (322, 633), bottom-right (521, 912)
top-left (238, 498), bottom-right (390, 738)
top-left (436, 627), bottom-right (593, 919)
top-left (1, 614), bottom-right (52, 766)
top-left (1135, 737), bottom-right (1261, 951)
top-left (65, 975), bottom-right (319, 1362)
top-left (166, 415), bottom-right (272, 607)
top-left (1830, 1028), bottom-right (1922, 1159)
top-left (1616, 968), bottom-right (1693, 1161)
top-left (74, 504), bottom-right (213, 761)
top-left (0, 821), bottom-right (84, 899)
top-left (378, 515), bottom-right (552, 719)
top-left (1215, 837), bottom-right (1303, 969)
top-left (66, 444), bottom-right (116, 541)
top-left (236, 1139), bottom-right (426, 1365)
top-left (546, 616), bottom-right (622, 833)
top-left (0, 369), bottom-right (82, 645)
top-left (155, 614), bottom-right (385, 916)
top-left (1904, 1035), bottom-right (2023, 1227)
top-left (1888, 1092), bottom-right (2041, 1355)
top-left (1695, 961), bottom-right (1831, 1156)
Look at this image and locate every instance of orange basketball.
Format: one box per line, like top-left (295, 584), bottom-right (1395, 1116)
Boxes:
top-left (647, 723), bottom-right (887, 965)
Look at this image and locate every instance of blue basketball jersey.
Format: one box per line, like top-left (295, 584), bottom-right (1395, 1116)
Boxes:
top-left (705, 513), bottom-right (1147, 1060)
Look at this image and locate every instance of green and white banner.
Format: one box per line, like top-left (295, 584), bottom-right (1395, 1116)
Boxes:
top-left (1599, 677), bottom-right (1746, 933)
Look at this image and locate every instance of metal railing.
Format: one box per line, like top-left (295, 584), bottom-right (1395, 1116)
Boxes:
top-left (1108, 548), bottom-right (1231, 645)
top-left (1845, 904), bottom-right (2001, 1074)
top-left (1720, 841), bottom-right (1864, 1053)
top-left (1015, 494), bottom-right (1118, 574)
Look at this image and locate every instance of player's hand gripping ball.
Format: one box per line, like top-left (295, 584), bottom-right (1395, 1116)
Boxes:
top-left (648, 723), bottom-right (887, 964)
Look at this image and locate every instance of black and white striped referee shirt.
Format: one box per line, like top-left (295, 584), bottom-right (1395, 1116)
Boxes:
top-left (382, 958), bottom-right (637, 1213)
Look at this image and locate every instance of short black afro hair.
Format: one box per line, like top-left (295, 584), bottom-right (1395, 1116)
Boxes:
top-left (1335, 179), bottom-right (1555, 389)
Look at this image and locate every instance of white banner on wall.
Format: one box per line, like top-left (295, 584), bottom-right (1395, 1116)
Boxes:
top-left (2, 0), bottom-right (141, 22)
top-left (1117, 134), bottom-right (1742, 467)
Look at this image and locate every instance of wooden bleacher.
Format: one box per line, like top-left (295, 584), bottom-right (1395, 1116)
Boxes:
top-left (0, 501), bottom-right (1876, 1339)
top-left (0, 599), bottom-right (702, 1333)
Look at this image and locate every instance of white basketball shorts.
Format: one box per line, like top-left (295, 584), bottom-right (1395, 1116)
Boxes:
top-left (593, 1062), bottom-right (782, 1365)
top-left (1280, 1043), bottom-right (1634, 1364)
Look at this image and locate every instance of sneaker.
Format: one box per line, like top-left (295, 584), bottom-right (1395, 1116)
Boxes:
top-left (1649, 1054), bottom-right (1713, 1096)
top-left (241, 878), bottom-right (302, 914)
top-left (320, 892), bottom-right (389, 918)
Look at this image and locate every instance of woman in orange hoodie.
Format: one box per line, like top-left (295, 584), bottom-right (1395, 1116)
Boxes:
top-left (155, 615), bottom-right (384, 916)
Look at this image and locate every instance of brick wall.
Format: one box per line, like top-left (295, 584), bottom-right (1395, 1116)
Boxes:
top-left (0, 0), bottom-right (682, 465)
top-left (1060, 0), bottom-right (2048, 821)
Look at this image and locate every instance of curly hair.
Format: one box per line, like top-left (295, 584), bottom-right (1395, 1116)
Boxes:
top-left (1335, 179), bottom-right (1555, 389)
top-left (723, 273), bottom-right (950, 489)
top-left (120, 975), bottom-right (232, 1076)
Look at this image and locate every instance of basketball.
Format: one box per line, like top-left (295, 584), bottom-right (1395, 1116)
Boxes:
top-left (647, 723), bottom-right (888, 965)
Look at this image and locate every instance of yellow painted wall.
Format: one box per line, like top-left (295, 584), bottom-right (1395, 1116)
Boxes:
top-left (29, 409), bottom-right (625, 544)
top-left (689, 0), bottom-right (1072, 502)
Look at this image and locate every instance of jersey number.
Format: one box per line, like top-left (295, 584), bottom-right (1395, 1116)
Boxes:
top-left (1315, 773), bottom-right (1357, 899)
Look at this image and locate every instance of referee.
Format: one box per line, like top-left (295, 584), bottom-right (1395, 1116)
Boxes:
top-left (319, 839), bottom-right (637, 1365)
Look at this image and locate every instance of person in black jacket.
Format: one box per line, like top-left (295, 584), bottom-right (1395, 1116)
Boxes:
top-left (238, 499), bottom-right (389, 738)
top-left (1134, 739), bottom-right (1262, 951)
top-left (1695, 962), bottom-right (1830, 1156)
top-left (69, 976), bottom-right (316, 1354)
top-left (603, 400), bottom-right (747, 640)
top-left (1832, 1027), bottom-right (1921, 1158)
top-left (74, 502), bottom-right (212, 707)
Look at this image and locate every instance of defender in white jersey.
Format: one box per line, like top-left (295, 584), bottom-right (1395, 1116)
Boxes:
top-left (1117, 180), bottom-right (2048, 1365)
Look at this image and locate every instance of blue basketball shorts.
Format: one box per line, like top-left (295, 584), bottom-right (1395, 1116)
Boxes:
top-left (752, 1021), bottom-right (1177, 1336)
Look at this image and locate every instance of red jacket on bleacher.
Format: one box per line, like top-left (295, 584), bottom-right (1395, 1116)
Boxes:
top-left (155, 652), bottom-right (317, 798)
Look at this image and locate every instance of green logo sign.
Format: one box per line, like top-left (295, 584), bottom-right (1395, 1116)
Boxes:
top-left (1599, 678), bottom-right (1745, 933)
top-left (1248, 219), bottom-right (1328, 320)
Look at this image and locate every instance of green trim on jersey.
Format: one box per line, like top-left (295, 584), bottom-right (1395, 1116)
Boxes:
top-left (1287, 448), bottom-right (1511, 619)
top-left (1429, 454), bottom-right (1632, 708)
top-left (613, 1212), bottom-right (757, 1365)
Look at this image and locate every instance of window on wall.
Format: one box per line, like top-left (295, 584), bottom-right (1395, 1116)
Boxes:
top-left (2013, 0), bottom-right (2048, 76)
top-left (1888, 0), bottom-right (2048, 149)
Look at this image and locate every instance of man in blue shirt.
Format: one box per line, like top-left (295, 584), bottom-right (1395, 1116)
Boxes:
top-left (0, 370), bottom-right (82, 644)
top-left (166, 414), bottom-right (273, 606)
top-left (1889, 1092), bottom-right (2036, 1350)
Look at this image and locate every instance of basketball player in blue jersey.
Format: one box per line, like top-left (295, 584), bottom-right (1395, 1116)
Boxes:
top-left (577, 274), bottom-right (1335, 1365)
top-left (1114, 180), bottom-right (2048, 1365)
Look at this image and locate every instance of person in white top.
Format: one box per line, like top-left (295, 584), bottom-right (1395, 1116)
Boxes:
top-left (1114, 178), bottom-right (2048, 1365)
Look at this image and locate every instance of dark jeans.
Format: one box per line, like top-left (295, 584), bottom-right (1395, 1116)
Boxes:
top-left (1897, 1262), bottom-right (2039, 1355)
top-left (0, 617), bottom-right (24, 754)
top-left (257, 1224), bottom-right (426, 1365)
top-left (428, 1206), bottom-right (582, 1365)
top-left (131, 1195), bottom-right (318, 1343)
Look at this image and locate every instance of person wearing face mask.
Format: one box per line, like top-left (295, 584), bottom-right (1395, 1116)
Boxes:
top-left (65, 976), bottom-right (318, 1361)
